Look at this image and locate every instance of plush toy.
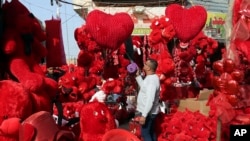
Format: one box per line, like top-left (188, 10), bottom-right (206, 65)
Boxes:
top-left (74, 25), bottom-right (101, 69)
top-left (165, 4), bottom-right (207, 43)
top-left (52, 101), bottom-right (83, 139)
top-left (79, 76), bottom-right (101, 102)
top-left (79, 102), bottom-right (116, 141)
top-left (155, 110), bottom-right (216, 141)
top-left (190, 32), bottom-right (218, 89)
top-left (0, 80), bottom-right (33, 141)
top-left (82, 10), bottom-right (135, 81)
top-left (85, 10), bottom-right (134, 50)
top-left (1, 0), bottom-right (58, 112)
top-left (171, 41), bottom-right (200, 98)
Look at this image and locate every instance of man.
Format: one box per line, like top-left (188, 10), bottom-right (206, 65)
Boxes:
top-left (46, 67), bottom-right (65, 82)
top-left (135, 58), bottom-right (160, 141)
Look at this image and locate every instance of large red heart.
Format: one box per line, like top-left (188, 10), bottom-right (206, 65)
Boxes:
top-left (165, 4), bottom-right (207, 42)
top-left (86, 10), bottom-right (134, 50)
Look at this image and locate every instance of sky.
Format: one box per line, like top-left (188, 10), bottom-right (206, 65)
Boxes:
top-left (19, 0), bottom-right (85, 59)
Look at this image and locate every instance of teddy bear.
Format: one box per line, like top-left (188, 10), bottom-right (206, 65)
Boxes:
top-left (1, 0), bottom-right (58, 112)
top-left (79, 101), bottom-right (116, 141)
top-left (189, 32), bottom-right (218, 89)
top-left (74, 24), bottom-right (107, 102)
top-left (171, 40), bottom-right (201, 98)
top-left (0, 80), bottom-right (33, 141)
top-left (57, 65), bottom-right (101, 103)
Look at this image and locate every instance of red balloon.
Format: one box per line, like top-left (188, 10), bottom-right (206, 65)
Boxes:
top-left (226, 94), bottom-right (238, 107)
top-left (213, 76), bottom-right (226, 91)
top-left (220, 72), bottom-right (232, 81)
top-left (213, 61), bottom-right (224, 74)
top-left (223, 59), bottom-right (235, 73)
top-left (225, 80), bottom-right (239, 95)
top-left (231, 70), bottom-right (244, 82)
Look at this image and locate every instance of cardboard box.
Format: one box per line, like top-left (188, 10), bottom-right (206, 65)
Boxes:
top-left (177, 89), bottom-right (213, 116)
top-left (178, 98), bottom-right (210, 116)
top-left (198, 89), bottom-right (213, 100)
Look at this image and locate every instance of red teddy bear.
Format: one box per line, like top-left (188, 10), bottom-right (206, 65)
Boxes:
top-left (1, 0), bottom-right (58, 112)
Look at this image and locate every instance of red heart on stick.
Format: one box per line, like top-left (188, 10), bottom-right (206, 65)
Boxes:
top-left (86, 10), bottom-right (134, 50)
top-left (165, 4), bottom-right (207, 42)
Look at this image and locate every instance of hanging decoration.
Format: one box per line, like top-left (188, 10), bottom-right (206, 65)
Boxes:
top-left (85, 9), bottom-right (134, 50)
top-left (45, 17), bottom-right (67, 68)
top-left (165, 4), bottom-right (207, 43)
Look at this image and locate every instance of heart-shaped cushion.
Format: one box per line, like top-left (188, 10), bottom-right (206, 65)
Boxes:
top-left (86, 10), bottom-right (134, 50)
top-left (165, 4), bottom-right (207, 43)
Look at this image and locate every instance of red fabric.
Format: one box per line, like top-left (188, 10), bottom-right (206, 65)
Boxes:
top-left (45, 18), bottom-right (66, 68)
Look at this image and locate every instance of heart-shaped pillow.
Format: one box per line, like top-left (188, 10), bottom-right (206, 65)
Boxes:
top-left (165, 4), bottom-right (207, 43)
top-left (86, 10), bottom-right (134, 50)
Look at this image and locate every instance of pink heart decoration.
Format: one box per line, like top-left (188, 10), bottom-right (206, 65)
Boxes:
top-left (86, 10), bottom-right (134, 50)
top-left (165, 4), bottom-right (207, 42)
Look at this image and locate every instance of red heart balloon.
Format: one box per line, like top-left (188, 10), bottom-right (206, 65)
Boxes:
top-left (213, 61), bottom-right (224, 74)
top-left (220, 72), bottom-right (233, 81)
top-left (212, 76), bottom-right (226, 91)
top-left (86, 10), bottom-right (134, 50)
top-left (165, 4), bottom-right (207, 42)
top-left (226, 94), bottom-right (238, 107)
top-left (231, 70), bottom-right (244, 82)
top-left (223, 59), bottom-right (235, 73)
top-left (226, 80), bottom-right (239, 95)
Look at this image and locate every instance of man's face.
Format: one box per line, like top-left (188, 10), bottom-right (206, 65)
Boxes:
top-left (47, 67), bottom-right (53, 74)
top-left (143, 61), bottom-right (151, 72)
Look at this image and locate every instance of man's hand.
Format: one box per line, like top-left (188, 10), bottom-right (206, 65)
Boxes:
top-left (139, 116), bottom-right (146, 125)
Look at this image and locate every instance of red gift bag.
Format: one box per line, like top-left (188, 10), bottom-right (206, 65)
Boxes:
top-left (45, 18), bottom-right (66, 68)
